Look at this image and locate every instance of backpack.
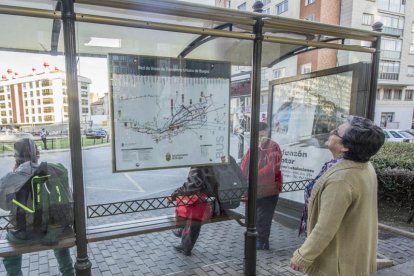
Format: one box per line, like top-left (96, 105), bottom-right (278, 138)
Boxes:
top-left (11, 162), bottom-right (74, 240)
top-left (211, 156), bottom-right (248, 212)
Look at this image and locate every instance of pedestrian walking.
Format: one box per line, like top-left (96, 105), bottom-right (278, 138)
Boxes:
top-left (240, 122), bottom-right (283, 250)
top-left (170, 166), bottom-right (215, 256)
top-left (40, 128), bottom-right (48, 150)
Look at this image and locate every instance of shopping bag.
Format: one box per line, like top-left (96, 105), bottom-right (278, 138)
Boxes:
top-left (175, 194), bottom-right (212, 222)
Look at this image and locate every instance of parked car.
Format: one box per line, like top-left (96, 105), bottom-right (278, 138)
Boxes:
top-left (382, 129), bottom-right (414, 143)
top-left (85, 128), bottom-right (107, 139)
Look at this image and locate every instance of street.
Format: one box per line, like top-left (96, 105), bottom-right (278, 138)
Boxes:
top-left (0, 134), bottom-right (247, 207)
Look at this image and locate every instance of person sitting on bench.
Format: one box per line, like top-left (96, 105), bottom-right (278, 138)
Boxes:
top-left (0, 138), bottom-right (74, 276)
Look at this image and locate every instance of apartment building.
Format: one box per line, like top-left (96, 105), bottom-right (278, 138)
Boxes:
top-left (0, 68), bottom-right (91, 128)
top-left (339, 0), bottom-right (414, 129)
top-left (222, 0), bottom-right (414, 129)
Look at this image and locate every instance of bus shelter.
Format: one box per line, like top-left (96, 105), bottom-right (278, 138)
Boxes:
top-left (0, 0), bottom-right (381, 275)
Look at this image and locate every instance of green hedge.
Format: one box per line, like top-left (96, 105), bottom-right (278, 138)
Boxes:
top-left (371, 142), bottom-right (414, 223)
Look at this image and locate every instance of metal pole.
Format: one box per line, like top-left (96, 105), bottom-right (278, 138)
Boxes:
top-left (61, 0), bottom-right (92, 275)
top-left (245, 1), bottom-right (263, 275)
top-left (367, 22), bottom-right (383, 121)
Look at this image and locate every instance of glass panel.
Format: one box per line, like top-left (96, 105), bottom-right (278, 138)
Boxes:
top-left (76, 19), bottom-right (253, 273)
top-left (261, 38), bottom-right (373, 269)
top-left (0, 12), bottom-right (74, 265)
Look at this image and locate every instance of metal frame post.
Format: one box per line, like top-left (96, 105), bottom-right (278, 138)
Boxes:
top-left (367, 22), bottom-right (383, 121)
top-left (61, 0), bottom-right (92, 275)
top-left (244, 1), bottom-right (264, 275)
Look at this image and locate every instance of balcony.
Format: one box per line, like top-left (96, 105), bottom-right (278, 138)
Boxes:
top-left (379, 72), bottom-right (399, 80)
top-left (382, 27), bottom-right (403, 37)
top-left (381, 50), bottom-right (401, 59)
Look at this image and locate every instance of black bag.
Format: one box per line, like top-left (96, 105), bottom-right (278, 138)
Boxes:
top-left (211, 156), bottom-right (248, 211)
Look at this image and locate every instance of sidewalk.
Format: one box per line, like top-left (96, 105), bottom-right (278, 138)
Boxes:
top-left (1, 217), bottom-right (414, 275)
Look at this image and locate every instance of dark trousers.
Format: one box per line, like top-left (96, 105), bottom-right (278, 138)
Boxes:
top-left (256, 195), bottom-right (279, 245)
top-left (42, 138), bottom-right (48, 150)
top-left (176, 220), bottom-right (202, 252)
top-left (3, 248), bottom-right (74, 276)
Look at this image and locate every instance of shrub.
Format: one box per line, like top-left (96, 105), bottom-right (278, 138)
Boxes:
top-left (371, 142), bottom-right (414, 223)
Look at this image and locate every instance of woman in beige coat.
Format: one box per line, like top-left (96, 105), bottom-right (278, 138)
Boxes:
top-left (289, 116), bottom-right (385, 276)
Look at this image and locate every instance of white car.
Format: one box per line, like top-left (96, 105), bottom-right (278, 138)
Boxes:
top-left (382, 129), bottom-right (414, 143)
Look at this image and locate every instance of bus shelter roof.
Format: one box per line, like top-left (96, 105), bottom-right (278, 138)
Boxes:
top-left (0, 0), bottom-right (378, 66)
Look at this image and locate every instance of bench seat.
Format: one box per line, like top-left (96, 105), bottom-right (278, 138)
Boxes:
top-left (0, 236), bottom-right (76, 257)
top-left (0, 210), bottom-right (244, 257)
top-left (87, 210), bottom-right (245, 243)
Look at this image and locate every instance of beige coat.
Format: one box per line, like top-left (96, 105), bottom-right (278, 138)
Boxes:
top-left (293, 160), bottom-right (378, 276)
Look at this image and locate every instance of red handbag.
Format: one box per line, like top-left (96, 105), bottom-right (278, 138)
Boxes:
top-left (175, 194), bottom-right (213, 222)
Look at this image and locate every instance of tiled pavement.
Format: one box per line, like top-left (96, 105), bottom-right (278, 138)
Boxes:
top-left (1, 214), bottom-right (414, 275)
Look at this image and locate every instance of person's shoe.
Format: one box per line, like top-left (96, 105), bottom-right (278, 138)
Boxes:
top-left (172, 229), bottom-right (182, 238)
top-left (173, 245), bottom-right (192, 256)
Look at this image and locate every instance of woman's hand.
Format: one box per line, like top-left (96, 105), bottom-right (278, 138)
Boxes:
top-left (289, 258), bottom-right (304, 272)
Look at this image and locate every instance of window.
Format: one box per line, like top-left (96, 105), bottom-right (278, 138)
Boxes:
top-left (43, 107), bottom-right (54, 113)
top-left (305, 0), bottom-right (315, 5)
top-left (237, 2), bottom-right (246, 10)
top-left (82, 108), bottom-right (89, 114)
top-left (301, 63), bottom-right (312, 74)
top-left (378, 0), bottom-right (405, 13)
top-left (380, 112), bottom-right (394, 127)
top-left (410, 44), bottom-right (414, 55)
top-left (383, 89), bottom-right (392, 100)
top-left (277, 0), bottom-right (288, 14)
top-left (393, 89), bottom-right (402, 100)
top-left (305, 15), bottom-right (316, 21)
top-left (379, 60), bottom-right (400, 80)
top-left (377, 14), bottom-right (404, 30)
top-left (376, 89), bottom-right (381, 100)
top-left (81, 99), bottom-right (88, 105)
top-left (408, 66), bottom-right (414, 76)
top-left (412, 21), bottom-right (414, 32)
top-left (405, 90), bottom-right (413, 101)
top-left (263, 0), bottom-right (271, 5)
top-left (273, 68), bottom-right (285, 78)
top-left (264, 8), bottom-right (271, 14)
top-left (362, 13), bottom-right (374, 25)
top-left (381, 38), bottom-right (402, 59)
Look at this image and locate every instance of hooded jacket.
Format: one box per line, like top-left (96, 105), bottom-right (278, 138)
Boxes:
top-left (0, 161), bottom-right (39, 211)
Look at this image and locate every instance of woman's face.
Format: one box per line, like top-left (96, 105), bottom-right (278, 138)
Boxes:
top-left (325, 122), bottom-right (350, 158)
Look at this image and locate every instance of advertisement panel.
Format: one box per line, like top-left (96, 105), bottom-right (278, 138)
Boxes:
top-left (109, 54), bottom-right (231, 172)
top-left (270, 68), bottom-right (355, 183)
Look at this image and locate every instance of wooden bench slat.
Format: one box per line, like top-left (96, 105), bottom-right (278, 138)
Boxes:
top-left (0, 210), bottom-right (245, 256)
top-left (0, 237), bottom-right (76, 257)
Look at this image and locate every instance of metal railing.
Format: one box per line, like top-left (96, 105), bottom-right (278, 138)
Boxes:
top-left (379, 72), bottom-right (399, 80)
top-left (382, 26), bottom-right (403, 37)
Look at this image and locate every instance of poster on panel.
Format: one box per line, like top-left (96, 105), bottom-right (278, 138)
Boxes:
top-left (270, 68), bottom-right (354, 183)
top-left (109, 54), bottom-right (231, 172)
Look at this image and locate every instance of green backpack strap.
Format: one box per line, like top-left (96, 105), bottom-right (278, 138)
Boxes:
top-left (12, 170), bottom-right (50, 214)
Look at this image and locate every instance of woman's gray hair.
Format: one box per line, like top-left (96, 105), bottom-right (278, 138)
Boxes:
top-left (341, 116), bottom-right (385, 162)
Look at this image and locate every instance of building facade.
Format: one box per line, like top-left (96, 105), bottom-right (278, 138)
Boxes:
top-left (223, 0), bottom-right (414, 129)
top-left (0, 68), bottom-right (91, 129)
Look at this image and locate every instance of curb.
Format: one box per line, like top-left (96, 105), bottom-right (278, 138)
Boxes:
top-left (379, 223), bottom-right (414, 240)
